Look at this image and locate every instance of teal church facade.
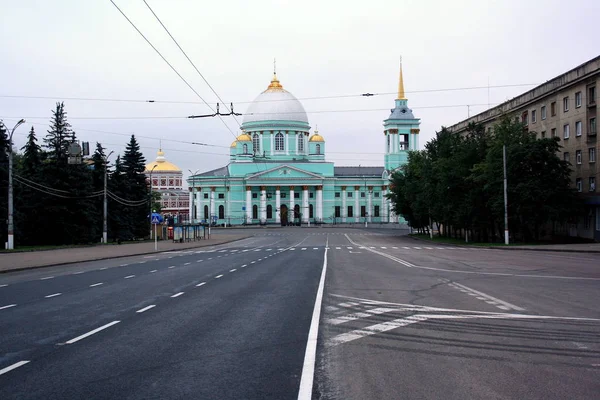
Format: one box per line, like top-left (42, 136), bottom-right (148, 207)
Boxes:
top-left (187, 66), bottom-right (420, 225)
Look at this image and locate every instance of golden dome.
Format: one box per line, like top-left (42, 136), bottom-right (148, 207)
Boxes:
top-left (230, 140), bottom-right (238, 148)
top-left (145, 149), bottom-right (182, 173)
top-left (309, 130), bottom-right (325, 142)
top-left (236, 133), bottom-right (252, 141)
top-left (266, 73), bottom-right (284, 92)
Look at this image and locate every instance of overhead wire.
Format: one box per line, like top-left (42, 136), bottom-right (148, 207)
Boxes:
top-left (14, 177), bottom-right (104, 199)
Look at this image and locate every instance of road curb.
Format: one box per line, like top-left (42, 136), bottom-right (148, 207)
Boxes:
top-left (0, 236), bottom-right (251, 274)
top-left (407, 235), bottom-right (600, 253)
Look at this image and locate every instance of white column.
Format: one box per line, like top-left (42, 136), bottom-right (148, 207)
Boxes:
top-left (270, 132), bottom-right (274, 156)
top-left (210, 189), bottom-right (215, 223)
top-left (342, 187), bottom-right (347, 223)
top-left (382, 187), bottom-right (388, 222)
top-left (367, 189), bottom-right (372, 222)
top-left (260, 186), bottom-right (267, 224)
top-left (246, 187), bottom-right (252, 224)
top-left (289, 187), bottom-right (295, 223)
top-left (302, 186), bottom-right (309, 223)
top-left (275, 187), bottom-right (281, 224)
top-left (198, 189), bottom-right (204, 221)
top-left (354, 187), bottom-right (360, 223)
top-left (286, 132), bottom-right (290, 155)
top-left (316, 186), bottom-right (323, 222)
top-left (225, 186), bottom-right (230, 227)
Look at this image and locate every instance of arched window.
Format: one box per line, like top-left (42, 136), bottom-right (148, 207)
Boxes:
top-left (243, 143), bottom-right (248, 153)
top-left (267, 204), bottom-right (273, 219)
top-left (203, 205), bottom-right (209, 219)
top-left (218, 205), bottom-right (224, 219)
top-left (275, 132), bottom-right (284, 151)
top-left (387, 134), bottom-right (390, 152)
top-left (252, 204), bottom-right (258, 219)
top-left (298, 134), bottom-right (304, 152)
top-left (252, 133), bottom-right (260, 153)
top-left (309, 204), bottom-right (314, 218)
top-left (316, 144), bottom-right (321, 155)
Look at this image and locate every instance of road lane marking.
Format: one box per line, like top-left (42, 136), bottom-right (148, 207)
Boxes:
top-left (290, 248), bottom-right (296, 251)
top-left (45, 293), bottom-right (62, 298)
top-left (327, 315), bottom-right (430, 347)
top-left (168, 266), bottom-right (175, 269)
top-left (0, 284), bottom-right (7, 288)
top-left (184, 262), bottom-right (191, 265)
top-left (402, 247), bottom-right (410, 249)
top-left (89, 282), bottom-right (103, 287)
top-left (297, 236), bottom-right (328, 400)
top-left (66, 321), bottom-right (120, 344)
top-left (0, 361), bottom-right (30, 376)
top-left (326, 307), bottom-right (398, 325)
top-left (451, 281), bottom-right (525, 311)
top-left (380, 247), bottom-right (387, 249)
top-left (230, 269), bottom-right (237, 272)
top-left (197, 260), bottom-right (203, 263)
top-left (335, 247), bottom-right (341, 250)
top-left (120, 264), bottom-right (129, 267)
top-left (266, 248), bottom-right (272, 251)
top-left (138, 261), bottom-right (146, 264)
top-left (215, 274), bottom-right (223, 279)
top-left (392, 247), bottom-right (398, 249)
top-left (136, 305), bottom-right (156, 313)
top-left (241, 264), bottom-right (247, 268)
top-left (73, 271), bottom-right (85, 275)
top-left (196, 282), bottom-right (206, 287)
top-left (171, 292), bottom-right (184, 298)
top-left (150, 270), bottom-right (157, 273)
top-left (0, 304), bottom-right (17, 310)
top-left (208, 257), bottom-right (213, 260)
top-left (99, 267), bottom-right (108, 270)
top-left (124, 275), bottom-right (135, 279)
top-left (313, 247), bottom-right (319, 250)
top-left (40, 276), bottom-right (54, 280)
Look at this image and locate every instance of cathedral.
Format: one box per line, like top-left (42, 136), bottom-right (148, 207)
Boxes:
top-left (187, 65), bottom-right (420, 225)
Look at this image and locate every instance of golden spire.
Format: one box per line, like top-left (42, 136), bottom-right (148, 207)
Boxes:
top-left (266, 58), bottom-right (284, 91)
top-left (397, 57), bottom-right (406, 100)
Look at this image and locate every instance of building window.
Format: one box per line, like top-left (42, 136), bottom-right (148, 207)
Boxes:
top-left (294, 192), bottom-right (299, 199)
top-left (563, 124), bottom-right (570, 139)
top-left (550, 101), bottom-right (556, 116)
top-left (576, 178), bottom-right (582, 192)
top-left (218, 205), bottom-right (224, 219)
top-left (204, 205), bottom-right (209, 219)
top-left (348, 192), bottom-right (353, 198)
top-left (218, 193), bottom-right (224, 199)
top-left (590, 148), bottom-right (596, 163)
top-left (589, 86), bottom-right (596, 105)
top-left (576, 91), bottom-right (582, 108)
top-left (531, 110), bottom-right (536, 123)
top-left (252, 205), bottom-right (258, 219)
top-left (541, 105), bottom-right (546, 120)
top-left (275, 132), bottom-right (284, 151)
top-left (335, 192), bottom-right (340, 198)
top-left (564, 152), bottom-right (570, 163)
top-left (563, 96), bottom-right (569, 112)
top-left (387, 134), bottom-right (390, 152)
top-left (521, 112), bottom-right (528, 125)
top-left (591, 118), bottom-right (597, 135)
top-left (243, 144), bottom-right (248, 153)
top-left (316, 144), bottom-right (321, 155)
top-left (281, 193), bottom-right (287, 199)
top-left (360, 206), bottom-right (366, 217)
top-left (590, 177), bottom-right (596, 192)
top-left (576, 150), bottom-right (582, 164)
top-left (203, 193), bottom-right (209, 199)
top-left (347, 206), bottom-right (353, 218)
top-left (334, 206), bottom-right (341, 218)
top-left (374, 205), bottom-right (380, 217)
top-left (309, 204), bottom-right (314, 218)
top-left (251, 192), bottom-right (257, 199)
top-left (361, 192), bottom-right (366, 198)
top-left (266, 204), bottom-right (272, 219)
top-left (298, 135), bottom-right (304, 152)
top-left (541, 131), bottom-right (546, 139)
top-left (374, 192), bottom-right (380, 198)
top-left (252, 133), bottom-right (260, 153)
top-left (576, 121), bottom-right (582, 137)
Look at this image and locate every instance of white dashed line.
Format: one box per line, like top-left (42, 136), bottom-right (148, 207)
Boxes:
top-left (124, 275), bottom-right (135, 279)
top-left (184, 262), bottom-right (191, 265)
top-left (73, 271), bottom-right (85, 275)
top-left (89, 282), bottom-right (103, 287)
top-left (335, 247), bottom-right (341, 250)
top-left (402, 247), bottom-right (410, 249)
top-left (392, 247), bottom-right (398, 249)
top-left (290, 248), bottom-right (296, 251)
top-left (0, 361), bottom-right (30, 376)
top-left (241, 264), bottom-right (247, 268)
top-left (208, 257), bottom-right (213, 260)
top-left (301, 248), bottom-right (307, 251)
top-left (0, 284), bottom-right (7, 288)
top-left (215, 274), bottom-right (223, 279)
top-left (197, 260), bottom-right (203, 263)
top-left (120, 264), bottom-right (129, 267)
top-left (45, 293), bottom-right (62, 298)
top-left (250, 261), bottom-right (256, 264)
top-left (99, 267), bottom-right (107, 270)
top-left (266, 248), bottom-right (272, 251)
top-left (138, 261), bottom-right (146, 264)
top-left (65, 321), bottom-right (120, 344)
top-left (230, 269), bottom-right (237, 272)
top-left (171, 292), bottom-right (184, 298)
top-left (313, 247), bottom-right (319, 250)
top-left (136, 305), bottom-right (156, 313)
top-left (150, 269), bottom-right (157, 273)
top-left (168, 266), bottom-right (175, 269)
top-left (0, 304), bottom-right (17, 310)
top-left (380, 247), bottom-right (387, 249)
top-left (40, 276), bottom-right (54, 280)
top-left (196, 282), bottom-right (206, 287)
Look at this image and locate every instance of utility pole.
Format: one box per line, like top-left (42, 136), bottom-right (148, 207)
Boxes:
top-left (102, 151), bottom-right (114, 244)
top-left (503, 144), bottom-right (509, 245)
top-left (149, 165), bottom-right (158, 239)
top-left (6, 119), bottom-right (26, 250)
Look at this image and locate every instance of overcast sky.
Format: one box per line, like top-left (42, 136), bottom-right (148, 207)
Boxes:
top-left (2, 0), bottom-right (599, 179)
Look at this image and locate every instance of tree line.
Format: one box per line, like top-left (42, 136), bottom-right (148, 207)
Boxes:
top-left (388, 117), bottom-right (582, 242)
top-left (0, 102), bottom-right (152, 247)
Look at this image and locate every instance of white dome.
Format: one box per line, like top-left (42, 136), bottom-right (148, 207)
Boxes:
top-left (242, 74), bottom-right (308, 125)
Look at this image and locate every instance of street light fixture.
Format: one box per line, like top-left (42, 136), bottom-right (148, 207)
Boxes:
top-left (102, 151), bottom-right (114, 244)
top-left (149, 164), bottom-right (158, 239)
top-left (7, 119), bottom-right (26, 250)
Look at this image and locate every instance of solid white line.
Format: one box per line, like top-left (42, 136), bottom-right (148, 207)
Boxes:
top-left (171, 292), bottom-right (184, 298)
top-left (0, 304), bottom-right (17, 310)
top-left (215, 274), bottom-right (223, 279)
top-left (45, 293), bottom-right (62, 298)
top-left (124, 275), bottom-right (135, 279)
top-left (196, 282), bottom-right (206, 287)
top-left (150, 269), bottom-right (157, 273)
top-left (66, 321), bottom-right (120, 344)
top-left (184, 262), bottom-right (191, 265)
top-left (40, 276), bottom-right (54, 280)
top-left (136, 305), bottom-right (156, 313)
top-left (230, 269), bottom-right (237, 272)
top-left (297, 236), bottom-right (328, 400)
top-left (89, 282), bottom-right (103, 287)
top-left (0, 360), bottom-right (30, 376)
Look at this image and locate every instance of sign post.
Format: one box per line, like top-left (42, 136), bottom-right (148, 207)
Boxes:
top-left (150, 212), bottom-right (163, 251)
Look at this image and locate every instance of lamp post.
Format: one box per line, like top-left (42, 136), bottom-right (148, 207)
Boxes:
top-left (102, 150), bottom-right (114, 244)
top-left (7, 119), bottom-right (26, 250)
top-left (188, 169), bottom-right (200, 223)
top-left (149, 164), bottom-right (158, 239)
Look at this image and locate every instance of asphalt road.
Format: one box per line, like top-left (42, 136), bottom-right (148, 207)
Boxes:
top-left (1, 227), bottom-right (599, 399)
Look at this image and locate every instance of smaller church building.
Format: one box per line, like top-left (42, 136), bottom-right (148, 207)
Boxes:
top-left (187, 66), bottom-right (420, 225)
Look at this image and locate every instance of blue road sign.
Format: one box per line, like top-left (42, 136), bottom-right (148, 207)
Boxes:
top-left (151, 212), bottom-right (163, 224)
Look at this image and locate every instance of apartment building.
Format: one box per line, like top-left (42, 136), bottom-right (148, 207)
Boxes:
top-left (448, 56), bottom-right (599, 241)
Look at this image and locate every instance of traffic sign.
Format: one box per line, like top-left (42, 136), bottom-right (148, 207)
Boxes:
top-left (150, 212), bottom-right (163, 224)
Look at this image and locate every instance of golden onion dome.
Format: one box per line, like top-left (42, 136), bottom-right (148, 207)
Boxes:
top-left (236, 133), bottom-right (252, 141)
top-left (145, 149), bottom-right (182, 172)
top-left (309, 130), bottom-right (325, 142)
top-left (230, 140), bottom-right (238, 148)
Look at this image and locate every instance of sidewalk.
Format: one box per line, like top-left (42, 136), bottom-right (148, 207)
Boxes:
top-left (0, 234), bottom-right (250, 273)
top-left (409, 236), bottom-right (600, 253)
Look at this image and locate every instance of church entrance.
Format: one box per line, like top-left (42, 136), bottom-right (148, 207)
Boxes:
top-left (280, 204), bottom-right (288, 226)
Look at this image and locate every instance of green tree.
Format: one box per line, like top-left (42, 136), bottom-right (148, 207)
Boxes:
top-left (122, 135), bottom-right (149, 238)
top-left (44, 102), bottom-right (73, 162)
top-left (0, 121), bottom-right (8, 245)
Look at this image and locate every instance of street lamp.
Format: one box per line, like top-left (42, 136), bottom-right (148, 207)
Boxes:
top-left (149, 164), bottom-right (158, 239)
top-left (188, 169), bottom-right (200, 223)
top-left (7, 119), bottom-right (26, 250)
top-left (102, 151), bottom-right (114, 244)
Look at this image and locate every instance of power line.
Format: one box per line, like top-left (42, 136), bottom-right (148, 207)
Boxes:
top-left (14, 177), bottom-right (104, 199)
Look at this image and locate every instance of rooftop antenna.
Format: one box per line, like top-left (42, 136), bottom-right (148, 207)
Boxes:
top-left (273, 58), bottom-right (276, 75)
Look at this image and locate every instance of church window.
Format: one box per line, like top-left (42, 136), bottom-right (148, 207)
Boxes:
top-left (267, 205), bottom-right (273, 219)
top-left (218, 193), bottom-right (224, 199)
top-left (335, 192), bottom-right (340, 198)
top-left (348, 192), bottom-right (353, 198)
top-left (374, 205), bottom-right (380, 217)
top-left (361, 192), bottom-right (365, 198)
top-left (218, 205), bottom-right (225, 219)
top-left (334, 206), bottom-right (341, 218)
top-left (252, 205), bottom-right (258, 219)
top-left (203, 193), bottom-right (209, 199)
top-left (243, 144), bottom-right (248, 153)
top-left (298, 135), bottom-right (304, 152)
top-left (374, 192), bottom-right (380, 198)
top-left (275, 133), bottom-right (285, 151)
top-left (204, 205), bottom-right (209, 219)
top-left (281, 193), bottom-right (287, 198)
top-left (309, 192), bottom-right (314, 199)
top-left (253, 134), bottom-right (260, 153)
top-left (361, 206), bottom-right (366, 217)
top-left (252, 193), bottom-right (258, 199)
top-left (294, 192), bottom-right (300, 199)
top-left (347, 206), bottom-right (353, 217)
top-left (316, 144), bottom-right (321, 155)
top-left (309, 204), bottom-right (314, 218)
